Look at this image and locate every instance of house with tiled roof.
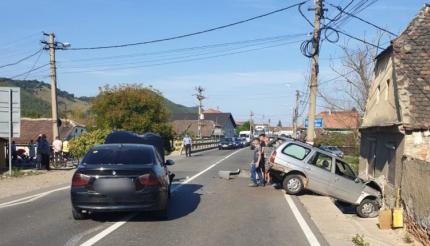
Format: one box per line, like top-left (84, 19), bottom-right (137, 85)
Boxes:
top-left (359, 5), bottom-right (430, 243)
top-left (171, 111), bottom-right (236, 138)
top-left (171, 120), bottom-right (219, 138)
top-left (316, 110), bottom-right (360, 132)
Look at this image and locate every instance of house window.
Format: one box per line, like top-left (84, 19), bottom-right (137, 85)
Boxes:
top-left (385, 79), bottom-right (390, 101)
top-left (376, 85), bottom-right (381, 104)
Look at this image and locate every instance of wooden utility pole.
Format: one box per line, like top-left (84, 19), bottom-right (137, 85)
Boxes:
top-left (293, 90), bottom-right (301, 138)
top-left (195, 86), bottom-right (205, 139)
top-left (306, 0), bottom-right (323, 144)
top-left (43, 32), bottom-right (59, 140)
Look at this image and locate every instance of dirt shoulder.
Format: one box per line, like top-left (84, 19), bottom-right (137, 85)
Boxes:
top-left (0, 170), bottom-right (74, 200)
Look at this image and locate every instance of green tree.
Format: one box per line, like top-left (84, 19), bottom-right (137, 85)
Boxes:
top-left (236, 121), bottom-right (250, 134)
top-left (91, 84), bottom-right (173, 139)
top-left (69, 129), bottom-right (110, 158)
top-left (277, 120), bottom-right (282, 127)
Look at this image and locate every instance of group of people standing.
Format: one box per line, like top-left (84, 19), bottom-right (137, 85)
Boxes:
top-left (10, 135), bottom-right (69, 171)
top-left (249, 133), bottom-right (273, 187)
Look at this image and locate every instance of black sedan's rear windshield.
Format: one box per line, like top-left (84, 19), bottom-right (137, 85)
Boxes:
top-left (82, 147), bottom-right (154, 165)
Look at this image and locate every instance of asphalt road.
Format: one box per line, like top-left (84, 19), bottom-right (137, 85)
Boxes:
top-left (0, 148), bottom-right (328, 246)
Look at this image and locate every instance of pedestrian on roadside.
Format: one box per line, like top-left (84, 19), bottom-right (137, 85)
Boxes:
top-left (11, 141), bottom-right (17, 160)
top-left (183, 135), bottom-right (192, 157)
top-left (258, 134), bottom-right (267, 185)
top-left (40, 134), bottom-right (51, 171)
top-left (52, 136), bottom-right (63, 164)
top-left (249, 138), bottom-right (264, 187)
top-left (28, 139), bottom-right (36, 161)
top-left (62, 140), bottom-right (70, 162)
top-left (36, 135), bottom-right (42, 169)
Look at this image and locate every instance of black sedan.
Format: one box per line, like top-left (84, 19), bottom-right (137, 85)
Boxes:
top-left (70, 144), bottom-right (174, 220)
top-left (218, 138), bottom-right (235, 150)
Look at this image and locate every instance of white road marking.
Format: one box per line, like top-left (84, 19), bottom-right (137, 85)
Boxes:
top-left (80, 149), bottom-right (243, 246)
top-left (0, 186), bottom-right (69, 209)
top-left (283, 194), bottom-right (321, 246)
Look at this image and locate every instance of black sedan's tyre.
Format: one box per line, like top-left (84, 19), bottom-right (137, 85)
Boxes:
top-left (283, 175), bottom-right (304, 195)
top-left (356, 199), bottom-right (379, 218)
top-left (155, 208), bottom-right (168, 220)
top-left (72, 207), bottom-right (88, 220)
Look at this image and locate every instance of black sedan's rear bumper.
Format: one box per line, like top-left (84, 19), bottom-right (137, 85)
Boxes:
top-left (71, 187), bottom-right (168, 212)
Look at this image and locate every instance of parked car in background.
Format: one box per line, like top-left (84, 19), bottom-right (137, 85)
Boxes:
top-left (319, 145), bottom-right (344, 158)
top-left (218, 138), bottom-right (235, 150)
top-left (269, 140), bottom-right (382, 218)
top-left (233, 138), bottom-right (244, 148)
top-left (240, 137), bottom-right (249, 147)
top-left (70, 144), bottom-right (174, 220)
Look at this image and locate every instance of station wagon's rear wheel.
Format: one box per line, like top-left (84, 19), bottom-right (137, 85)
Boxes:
top-left (283, 175), bottom-right (304, 195)
top-left (356, 199), bottom-right (379, 218)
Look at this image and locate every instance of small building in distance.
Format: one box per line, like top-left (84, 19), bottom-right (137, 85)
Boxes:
top-left (170, 109), bottom-right (236, 138)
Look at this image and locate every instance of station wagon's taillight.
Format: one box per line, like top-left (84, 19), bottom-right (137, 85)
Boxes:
top-left (269, 151), bottom-right (276, 164)
top-left (72, 172), bottom-right (90, 187)
top-left (138, 173), bottom-right (160, 186)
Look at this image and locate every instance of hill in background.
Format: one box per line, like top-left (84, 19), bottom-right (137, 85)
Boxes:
top-left (0, 78), bottom-right (197, 122)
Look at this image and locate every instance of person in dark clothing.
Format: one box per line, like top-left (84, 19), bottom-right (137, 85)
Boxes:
top-left (258, 134), bottom-right (267, 185)
top-left (39, 134), bottom-right (51, 171)
top-left (249, 138), bottom-right (264, 187)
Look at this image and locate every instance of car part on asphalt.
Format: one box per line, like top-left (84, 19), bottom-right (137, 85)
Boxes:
top-left (218, 169), bottom-right (241, 180)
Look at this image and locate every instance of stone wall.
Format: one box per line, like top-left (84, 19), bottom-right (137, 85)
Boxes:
top-left (401, 158), bottom-right (430, 244)
top-left (404, 130), bottom-right (430, 162)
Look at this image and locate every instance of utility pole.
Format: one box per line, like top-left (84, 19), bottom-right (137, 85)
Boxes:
top-left (195, 86), bottom-right (205, 139)
top-left (306, 0), bottom-right (323, 144)
top-left (293, 90), bottom-right (301, 138)
top-left (42, 33), bottom-right (70, 141)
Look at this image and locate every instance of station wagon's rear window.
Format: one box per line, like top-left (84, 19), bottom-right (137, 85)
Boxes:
top-left (282, 143), bottom-right (311, 160)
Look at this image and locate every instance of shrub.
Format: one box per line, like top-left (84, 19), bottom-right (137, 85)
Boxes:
top-left (69, 129), bottom-right (111, 158)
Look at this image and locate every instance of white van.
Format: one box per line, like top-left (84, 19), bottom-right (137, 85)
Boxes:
top-left (239, 131), bottom-right (251, 143)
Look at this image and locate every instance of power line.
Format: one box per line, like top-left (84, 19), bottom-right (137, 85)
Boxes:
top-left (23, 49), bottom-right (44, 80)
top-left (60, 36), bottom-right (305, 69)
top-left (8, 63), bottom-right (49, 79)
top-left (62, 33), bottom-right (307, 63)
top-left (328, 3), bottom-right (397, 36)
top-left (0, 49), bottom-right (43, 69)
top-left (59, 39), bottom-right (303, 74)
top-left (67, 1), bottom-right (308, 50)
top-left (333, 28), bottom-right (384, 49)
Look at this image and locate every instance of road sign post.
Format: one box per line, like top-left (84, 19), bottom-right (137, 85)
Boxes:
top-left (0, 87), bottom-right (21, 176)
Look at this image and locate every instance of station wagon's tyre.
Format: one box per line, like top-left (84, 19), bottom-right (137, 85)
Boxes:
top-left (72, 207), bottom-right (88, 220)
top-left (356, 199), bottom-right (379, 218)
top-left (283, 175), bottom-right (304, 195)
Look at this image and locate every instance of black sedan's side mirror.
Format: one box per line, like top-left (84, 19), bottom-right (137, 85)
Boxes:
top-left (165, 159), bottom-right (175, 166)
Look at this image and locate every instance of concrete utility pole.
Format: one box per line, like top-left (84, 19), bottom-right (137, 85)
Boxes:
top-left (195, 86), bottom-right (205, 139)
top-left (293, 90), bottom-right (301, 138)
top-left (42, 32), bottom-right (59, 140)
top-left (306, 0), bottom-right (323, 144)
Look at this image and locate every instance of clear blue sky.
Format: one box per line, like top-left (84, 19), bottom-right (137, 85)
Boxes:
top-left (0, 0), bottom-right (427, 125)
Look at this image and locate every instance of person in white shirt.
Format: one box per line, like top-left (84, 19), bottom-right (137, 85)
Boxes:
top-left (52, 137), bottom-right (63, 163)
top-left (182, 135), bottom-right (192, 157)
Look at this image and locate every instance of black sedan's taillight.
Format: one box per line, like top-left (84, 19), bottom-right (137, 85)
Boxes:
top-left (72, 172), bottom-right (90, 187)
top-left (138, 172), bottom-right (160, 187)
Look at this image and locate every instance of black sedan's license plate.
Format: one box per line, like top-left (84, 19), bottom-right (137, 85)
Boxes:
top-left (95, 178), bottom-right (135, 194)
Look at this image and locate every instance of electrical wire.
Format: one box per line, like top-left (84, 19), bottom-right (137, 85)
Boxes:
top-left (0, 49), bottom-right (43, 69)
top-left (23, 49), bottom-right (44, 80)
top-left (328, 2), bottom-right (397, 36)
top-left (59, 40), bottom-right (303, 74)
top-left (67, 1), bottom-right (308, 50)
top-left (8, 63), bottom-right (49, 79)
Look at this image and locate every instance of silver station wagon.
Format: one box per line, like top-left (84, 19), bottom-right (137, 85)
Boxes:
top-left (268, 139), bottom-right (382, 218)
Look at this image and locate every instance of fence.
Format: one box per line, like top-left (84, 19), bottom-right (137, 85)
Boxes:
top-left (174, 137), bottom-right (220, 154)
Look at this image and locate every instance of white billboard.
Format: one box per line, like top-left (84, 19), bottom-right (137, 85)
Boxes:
top-left (0, 87), bottom-right (21, 138)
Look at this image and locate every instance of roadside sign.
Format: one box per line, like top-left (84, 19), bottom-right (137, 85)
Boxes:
top-left (304, 118), bottom-right (323, 129)
top-left (0, 87), bottom-right (21, 138)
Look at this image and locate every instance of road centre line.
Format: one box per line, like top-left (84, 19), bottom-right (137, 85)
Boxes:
top-left (0, 186), bottom-right (69, 209)
top-left (283, 193), bottom-right (321, 246)
top-left (80, 149), bottom-right (243, 246)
